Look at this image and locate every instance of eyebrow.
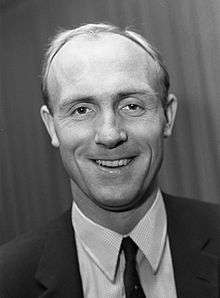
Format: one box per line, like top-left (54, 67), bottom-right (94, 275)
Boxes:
top-left (58, 97), bottom-right (94, 111)
top-left (58, 88), bottom-right (158, 111)
top-left (119, 89), bottom-right (158, 99)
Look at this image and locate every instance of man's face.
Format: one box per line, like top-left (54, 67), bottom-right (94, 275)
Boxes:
top-left (42, 34), bottom-right (176, 212)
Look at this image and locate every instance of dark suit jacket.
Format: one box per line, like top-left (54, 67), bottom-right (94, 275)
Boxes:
top-left (0, 194), bottom-right (220, 298)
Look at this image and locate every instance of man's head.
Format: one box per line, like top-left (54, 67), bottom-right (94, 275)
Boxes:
top-left (40, 23), bottom-right (177, 215)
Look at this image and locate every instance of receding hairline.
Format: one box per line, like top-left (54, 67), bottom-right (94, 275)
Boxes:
top-left (48, 31), bottom-right (161, 82)
top-left (41, 23), bottom-right (170, 112)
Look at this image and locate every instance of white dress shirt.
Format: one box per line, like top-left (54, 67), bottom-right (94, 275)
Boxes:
top-left (72, 190), bottom-right (177, 298)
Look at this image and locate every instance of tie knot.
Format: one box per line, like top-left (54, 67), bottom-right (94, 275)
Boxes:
top-left (121, 237), bottom-right (138, 262)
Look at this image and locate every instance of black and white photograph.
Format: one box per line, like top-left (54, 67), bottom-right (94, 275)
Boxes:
top-left (1, 0), bottom-right (220, 297)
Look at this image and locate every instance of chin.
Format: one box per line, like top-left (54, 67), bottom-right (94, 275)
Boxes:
top-left (89, 188), bottom-right (144, 212)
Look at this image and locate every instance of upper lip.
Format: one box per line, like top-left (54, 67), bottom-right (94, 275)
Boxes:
top-left (89, 156), bottom-right (136, 161)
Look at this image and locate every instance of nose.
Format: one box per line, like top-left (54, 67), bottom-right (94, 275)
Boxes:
top-left (95, 112), bottom-right (127, 148)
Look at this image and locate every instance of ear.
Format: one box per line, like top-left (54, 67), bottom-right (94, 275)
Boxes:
top-left (40, 105), bottom-right (60, 147)
top-left (163, 93), bottom-right (178, 137)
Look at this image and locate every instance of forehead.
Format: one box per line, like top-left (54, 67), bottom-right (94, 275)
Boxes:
top-left (47, 33), bottom-right (159, 102)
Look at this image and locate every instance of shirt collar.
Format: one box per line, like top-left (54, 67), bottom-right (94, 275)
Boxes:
top-left (72, 190), bottom-right (167, 281)
top-left (130, 190), bottom-right (167, 273)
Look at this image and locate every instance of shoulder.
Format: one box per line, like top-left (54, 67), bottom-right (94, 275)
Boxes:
top-left (0, 226), bottom-right (47, 296)
top-left (163, 193), bottom-right (220, 239)
top-left (163, 192), bottom-right (220, 217)
top-left (0, 227), bottom-right (47, 270)
top-left (0, 210), bottom-right (72, 296)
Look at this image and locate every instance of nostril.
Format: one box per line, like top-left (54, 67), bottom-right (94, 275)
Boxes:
top-left (95, 128), bottom-right (127, 147)
top-left (105, 139), bottom-right (125, 149)
top-left (119, 130), bottom-right (127, 142)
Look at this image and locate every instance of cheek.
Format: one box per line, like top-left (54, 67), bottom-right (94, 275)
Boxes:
top-left (148, 127), bottom-right (164, 158)
top-left (128, 117), bottom-right (164, 149)
top-left (55, 122), bottom-right (93, 153)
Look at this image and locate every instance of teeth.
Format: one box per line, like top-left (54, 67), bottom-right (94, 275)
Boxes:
top-left (95, 159), bottom-right (131, 167)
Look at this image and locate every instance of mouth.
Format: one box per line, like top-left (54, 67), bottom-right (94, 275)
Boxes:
top-left (93, 158), bottom-right (133, 168)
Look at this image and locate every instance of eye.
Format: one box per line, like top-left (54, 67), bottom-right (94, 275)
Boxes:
top-left (125, 104), bottom-right (141, 111)
top-left (74, 106), bottom-right (90, 114)
top-left (121, 103), bottom-right (144, 116)
top-left (70, 105), bottom-right (94, 119)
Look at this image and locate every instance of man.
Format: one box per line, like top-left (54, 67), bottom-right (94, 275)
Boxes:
top-left (0, 23), bottom-right (220, 298)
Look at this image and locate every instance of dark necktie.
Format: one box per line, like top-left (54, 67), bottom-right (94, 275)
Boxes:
top-left (121, 237), bottom-right (146, 298)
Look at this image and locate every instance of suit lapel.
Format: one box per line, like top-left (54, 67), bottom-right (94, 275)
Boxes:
top-left (164, 194), bottom-right (219, 298)
top-left (35, 210), bottom-right (83, 298)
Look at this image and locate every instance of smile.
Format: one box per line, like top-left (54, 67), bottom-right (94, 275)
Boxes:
top-left (95, 158), bottom-right (132, 168)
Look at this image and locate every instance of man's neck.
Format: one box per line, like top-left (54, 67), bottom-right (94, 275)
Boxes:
top-left (71, 182), bottom-right (158, 235)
